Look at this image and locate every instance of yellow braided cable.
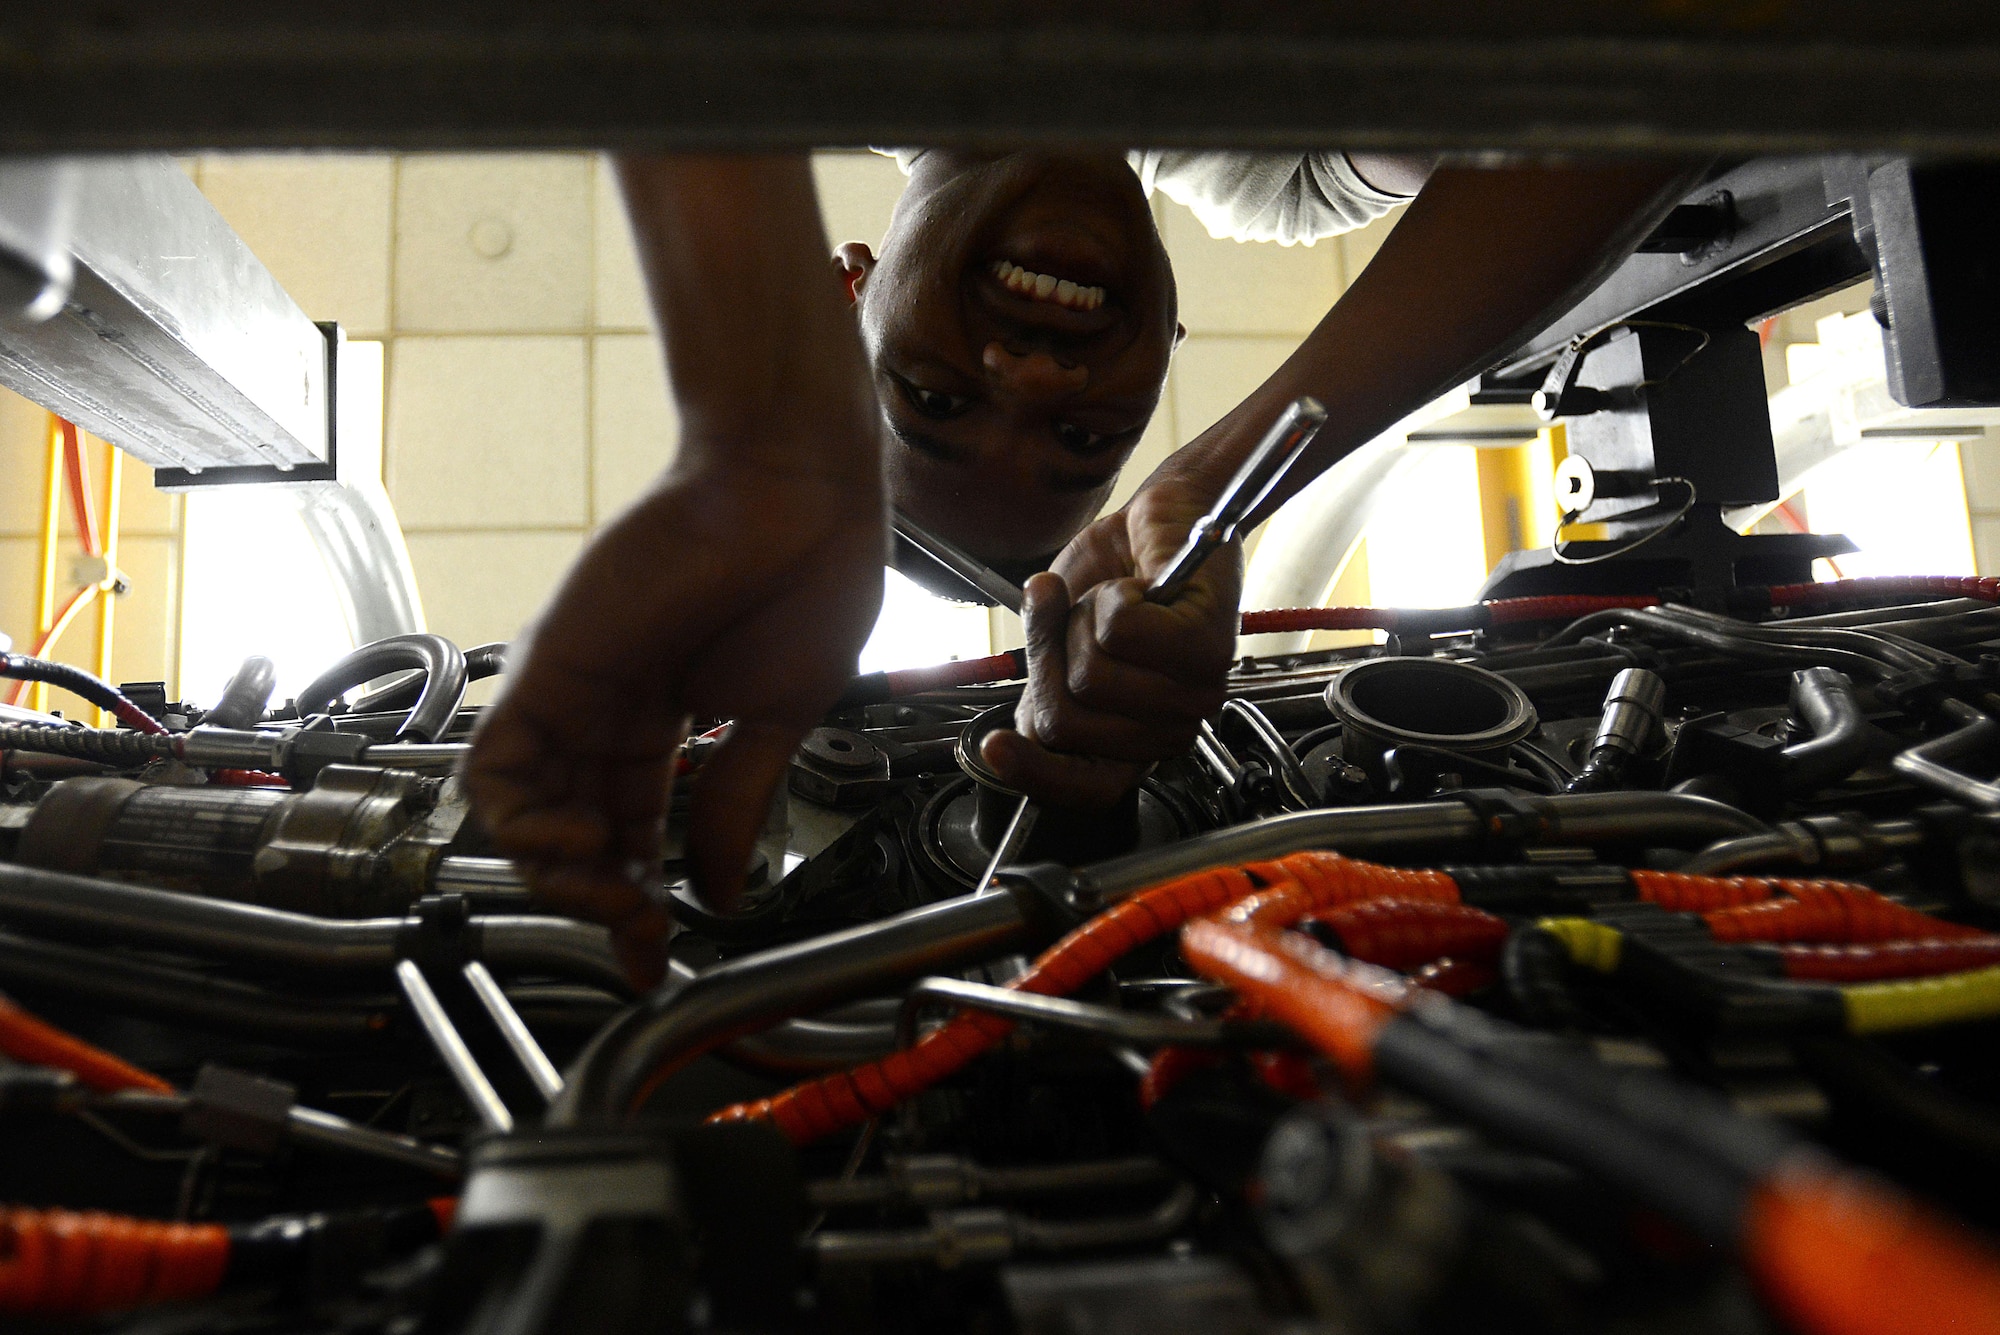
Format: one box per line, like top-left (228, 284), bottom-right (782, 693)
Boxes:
top-left (1537, 917), bottom-right (1623, 973)
top-left (1843, 966), bottom-right (2000, 1034)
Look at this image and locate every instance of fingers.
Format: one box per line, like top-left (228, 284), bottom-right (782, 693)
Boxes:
top-left (685, 717), bottom-right (813, 913)
top-left (531, 862), bottom-right (674, 992)
top-left (980, 728), bottom-right (1146, 811)
top-left (1017, 573), bottom-right (1202, 764)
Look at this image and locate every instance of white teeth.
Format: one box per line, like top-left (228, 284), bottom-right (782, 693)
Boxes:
top-left (986, 259), bottom-right (1106, 312)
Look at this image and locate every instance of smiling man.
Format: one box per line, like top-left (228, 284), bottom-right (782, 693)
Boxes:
top-left (840, 149), bottom-right (1416, 580)
top-left (465, 149), bottom-right (1696, 984)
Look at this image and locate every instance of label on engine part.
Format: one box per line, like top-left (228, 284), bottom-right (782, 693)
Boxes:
top-left (100, 786), bottom-right (287, 881)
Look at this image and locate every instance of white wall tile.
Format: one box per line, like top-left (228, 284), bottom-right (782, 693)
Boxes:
top-left (0, 386), bottom-right (50, 537)
top-left (1162, 202), bottom-right (1344, 338)
top-left (396, 155), bottom-right (592, 332)
top-left (1975, 516), bottom-right (2000, 577)
top-left (591, 334), bottom-right (678, 524)
top-left (1169, 336), bottom-right (1298, 441)
top-left (102, 536), bottom-right (179, 691)
top-left (593, 157), bottom-right (652, 331)
top-left (1961, 438), bottom-right (2000, 515)
top-left (115, 450), bottom-right (180, 539)
top-left (387, 337), bottom-right (588, 529)
top-left (198, 154), bottom-right (395, 337)
top-left (812, 152), bottom-right (907, 254)
top-left (404, 530), bottom-right (586, 650)
top-left (0, 537), bottom-right (36, 650)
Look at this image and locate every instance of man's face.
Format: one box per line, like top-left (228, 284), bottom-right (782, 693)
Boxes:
top-left (849, 151), bottom-right (1180, 572)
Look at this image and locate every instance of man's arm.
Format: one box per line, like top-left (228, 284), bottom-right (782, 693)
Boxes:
top-left (985, 160), bottom-right (1700, 807)
top-left (1145, 160), bottom-right (1703, 526)
top-left (463, 155), bottom-right (884, 987)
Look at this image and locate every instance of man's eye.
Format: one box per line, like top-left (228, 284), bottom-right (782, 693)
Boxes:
top-left (1055, 421), bottom-right (1111, 454)
top-left (901, 382), bottom-right (971, 419)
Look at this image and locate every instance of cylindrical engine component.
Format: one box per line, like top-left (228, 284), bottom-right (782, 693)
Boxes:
top-left (1565, 667), bottom-right (1667, 792)
top-left (13, 766), bottom-right (456, 916)
top-left (956, 703), bottom-right (1142, 865)
top-left (1590, 667), bottom-right (1667, 761)
top-left (1324, 658), bottom-right (1538, 782)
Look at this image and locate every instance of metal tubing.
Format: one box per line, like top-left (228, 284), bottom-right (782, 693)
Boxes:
top-left (1892, 700), bottom-right (2000, 812)
top-left (1780, 668), bottom-right (1870, 794)
top-left (1074, 792), bottom-right (1767, 903)
top-left (894, 976), bottom-right (1247, 1050)
top-left (1219, 698), bottom-right (1317, 810)
top-left (0, 863), bottom-right (626, 993)
top-left (0, 863), bottom-right (400, 972)
top-left (286, 1105), bottom-right (465, 1178)
top-left (463, 960), bottom-right (565, 1102)
top-left (552, 887), bottom-right (1042, 1125)
top-left (395, 959), bottom-right (512, 1135)
top-left (0, 929), bottom-right (392, 1046)
top-left (722, 1018), bottom-right (902, 1074)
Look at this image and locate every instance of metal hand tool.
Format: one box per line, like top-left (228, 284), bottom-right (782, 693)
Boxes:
top-left (1144, 397), bottom-right (1326, 605)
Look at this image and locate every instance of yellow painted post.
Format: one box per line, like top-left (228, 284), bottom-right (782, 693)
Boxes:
top-left (28, 414), bottom-right (63, 712)
top-left (1475, 433), bottom-right (1559, 574)
top-left (93, 436), bottom-right (122, 725)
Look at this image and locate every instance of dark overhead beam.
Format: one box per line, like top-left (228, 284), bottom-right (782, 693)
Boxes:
top-left (1, 4), bottom-right (1998, 153)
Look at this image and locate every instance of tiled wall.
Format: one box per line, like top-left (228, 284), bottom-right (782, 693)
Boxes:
top-left (0, 150), bottom-right (1400, 691)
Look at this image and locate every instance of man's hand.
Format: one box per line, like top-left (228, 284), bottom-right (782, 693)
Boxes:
top-left (464, 154), bottom-right (883, 989)
top-left (464, 465), bottom-right (882, 989)
top-left (979, 479), bottom-right (1239, 808)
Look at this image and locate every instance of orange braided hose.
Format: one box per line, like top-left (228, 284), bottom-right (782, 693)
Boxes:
top-left (706, 851), bottom-right (1456, 1143)
top-left (0, 998), bottom-right (172, 1095)
top-left (1703, 881), bottom-right (1984, 945)
top-left (0, 1208), bottom-right (229, 1316)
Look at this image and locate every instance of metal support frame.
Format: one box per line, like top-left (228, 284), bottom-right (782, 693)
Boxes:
top-left (3, 7), bottom-right (2000, 151)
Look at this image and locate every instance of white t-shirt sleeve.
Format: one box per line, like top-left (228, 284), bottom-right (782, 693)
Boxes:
top-left (1129, 151), bottom-right (1407, 247)
top-left (874, 148), bottom-right (1406, 248)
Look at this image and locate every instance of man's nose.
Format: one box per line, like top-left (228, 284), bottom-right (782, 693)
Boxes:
top-left (982, 341), bottom-right (1089, 400)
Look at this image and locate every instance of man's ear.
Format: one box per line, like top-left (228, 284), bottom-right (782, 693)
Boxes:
top-left (833, 242), bottom-right (876, 305)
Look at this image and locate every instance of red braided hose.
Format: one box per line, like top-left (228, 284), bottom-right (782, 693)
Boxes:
top-left (1704, 882), bottom-right (1984, 945)
top-left (1765, 576), bottom-right (2000, 609)
top-left (1630, 869), bottom-right (1779, 912)
top-left (0, 1208), bottom-right (229, 1316)
top-left (1781, 937), bottom-right (2000, 982)
top-left (1412, 956), bottom-right (1501, 997)
top-left (1303, 899), bottom-right (1507, 971)
top-left (1236, 594), bottom-right (1656, 638)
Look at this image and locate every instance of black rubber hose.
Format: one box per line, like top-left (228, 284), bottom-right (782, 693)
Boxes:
top-left (0, 721), bottom-right (178, 766)
top-left (354, 642), bottom-right (506, 717)
top-left (1779, 668), bottom-right (1870, 795)
top-left (294, 634), bottom-right (468, 743)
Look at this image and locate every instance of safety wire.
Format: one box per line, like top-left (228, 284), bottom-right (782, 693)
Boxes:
top-left (1551, 476), bottom-right (1698, 566)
